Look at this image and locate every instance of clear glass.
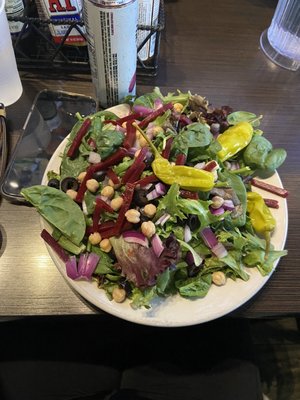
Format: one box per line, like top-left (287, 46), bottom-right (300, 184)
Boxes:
top-left (0, 0), bottom-right (23, 106)
top-left (260, 0), bottom-right (300, 71)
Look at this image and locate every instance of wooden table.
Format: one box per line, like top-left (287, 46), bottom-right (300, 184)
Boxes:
top-left (1, 0), bottom-right (299, 320)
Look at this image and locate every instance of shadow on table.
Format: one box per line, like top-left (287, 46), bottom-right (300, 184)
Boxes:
top-left (0, 315), bottom-right (263, 400)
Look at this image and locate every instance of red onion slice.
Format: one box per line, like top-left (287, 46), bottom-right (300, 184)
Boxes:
top-left (84, 253), bottom-right (100, 279)
top-left (133, 105), bottom-right (153, 116)
top-left (66, 256), bottom-right (79, 280)
top-left (151, 234), bottom-right (164, 257)
top-left (209, 206), bottom-right (225, 215)
top-left (211, 242), bottom-right (228, 259)
top-left (184, 224), bottom-right (192, 243)
top-left (122, 231), bottom-right (149, 247)
top-left (155, 213), bottom-right (171, 226)
top-left (200, 227), bottom-right (218, 249)
top-left (222, 199), bottom-right (235, 211)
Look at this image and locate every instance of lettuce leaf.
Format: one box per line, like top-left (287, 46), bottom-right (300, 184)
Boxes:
top-left (110, 235), bottom-right (180, 288)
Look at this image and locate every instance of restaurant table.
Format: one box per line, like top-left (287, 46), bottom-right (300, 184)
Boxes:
top-left (0, 0), bottom-right (299, 322)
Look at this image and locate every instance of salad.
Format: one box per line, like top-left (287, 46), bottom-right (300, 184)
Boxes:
top-left (21, 87), bottom-right (288, 309)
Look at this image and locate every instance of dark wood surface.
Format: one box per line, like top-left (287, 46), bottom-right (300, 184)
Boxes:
top-left (1, 0), bottom-right (299, 320)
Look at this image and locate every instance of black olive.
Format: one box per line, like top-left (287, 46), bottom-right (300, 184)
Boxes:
top-left (139, 213), bottom-right (150, 224)
top-left (47, 178), bottom-right (60, 189)
top-left (60, 177), bottom-right (79, 193)
top-left (187, 264), bottom-right (202, 277)
top-left (132, 189), bottom-right (149, 207)
top-left (120, 279), bottom-right (132, 296)
top-left (186, 214), bottom-right (200, 231)
top-left (144, 154), bottom-right (154, 168)
top-left (92, 170), bottom-right (106, 182)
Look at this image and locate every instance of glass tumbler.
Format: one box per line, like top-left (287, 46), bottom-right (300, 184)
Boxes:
top-left (0, 0), bottom-right (23, 106)
top-left (260, 0), bottom-right (300, 71)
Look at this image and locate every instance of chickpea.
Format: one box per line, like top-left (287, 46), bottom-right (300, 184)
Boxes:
top-left (173, 102), bottom-right (184, 113)
top-left (89, 232), bottom-right (102, 245)
top-left (100, 238), bottom-right (112, 253)
top-left (139, 135), bottom-right (149, 148)
top-left (211, 195), bottom-right (224, 209)
top-left (212, 271), bottom-right (226, 286)
top-left (86, 179), bottom-right (99, 193)
top-left (107, 179), bottom-right (121, 190)
top-left (141, 221), bottom-right (156, 238)
top-left (125, 209), bottom-right (140, 224)
top-left (112, 287), bottom-right (126, 303)
top-left (77, 171), bottom-right (87, 183)
top-left (111, 197), bottom-right (123, 211)
top-left (143, 203), bottom-right (157, 218)
top-left (101, 185), bottom-right (114, 199)
top-left (151, 126), bottom-right (164, 137)
top-left (66, 189), bottom-right (77, 200)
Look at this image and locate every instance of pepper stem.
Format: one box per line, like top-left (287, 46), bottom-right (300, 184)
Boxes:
top-left (264, 231), bottom-right (271, 260)
top-left (249, 114), bottom-right (263, 126)
top-left (132, 123), bottom-right (162, 158)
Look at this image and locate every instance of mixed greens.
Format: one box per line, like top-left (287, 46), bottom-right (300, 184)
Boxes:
top-left (21, 88), bottom-right (288, 309)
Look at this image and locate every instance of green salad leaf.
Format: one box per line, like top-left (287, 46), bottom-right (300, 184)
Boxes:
top-left (21, 185), bottom-right (85, 246)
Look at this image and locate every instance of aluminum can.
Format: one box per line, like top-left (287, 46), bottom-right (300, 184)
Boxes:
top-left (83, 0), bottom-right (138, 108)
top-left (5, 0), bottom-right (25, 36)
top-left (35, 0), bottom-right (86, 46)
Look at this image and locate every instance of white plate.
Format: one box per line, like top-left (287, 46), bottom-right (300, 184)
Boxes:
top-left (41, 104), bottom-right (288, 327)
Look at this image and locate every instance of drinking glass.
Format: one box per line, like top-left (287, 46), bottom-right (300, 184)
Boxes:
top-left (0, 0), bottom-right (23, 106)
top-left (260, 0), bottom-right (300, 71)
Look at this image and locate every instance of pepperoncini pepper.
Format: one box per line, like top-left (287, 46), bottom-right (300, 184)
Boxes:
top-left (133, 123), bottom-right (214, 192)
top-left (246, 191), bottom-right (276, 257)
top-left (217, 122), bottom-right (253, 161)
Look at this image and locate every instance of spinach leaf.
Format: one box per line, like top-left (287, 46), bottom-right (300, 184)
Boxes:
top-left (133, 91), bottom-right (162, 108)
top-left (171, 122), bottom-right (213, 159)
top-left (95, 129), bottom-right (124, 160)
top-left (243, 135), bottom-right (287, 178)
top-left (243, 135), bottom-right (272, 169)
top-left (264, 148), bottom-right (287, 171)
top-left (21, 185), bottom-right (85, 246)
top-left (227, 111), bottom-right (261, 127)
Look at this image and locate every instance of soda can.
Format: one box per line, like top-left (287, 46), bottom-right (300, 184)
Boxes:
top-left (83, 0), bottom-right (138, 108)
top-left (5, 0), bottom-right (25, 36)
top-left (35, 0), bottom-right (86, 46)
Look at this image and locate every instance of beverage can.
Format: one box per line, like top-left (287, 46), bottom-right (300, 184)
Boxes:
top-left (5, 0), bottom-right (25, 35)
top-left (83, 0), bottom-right (138, 108)
top-left (137, 0), bottom-right (160, 61)
top-left (35, 0), bottom-right (86, 45)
